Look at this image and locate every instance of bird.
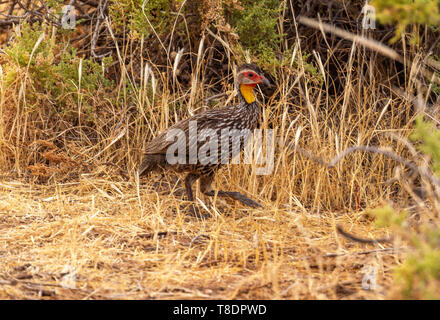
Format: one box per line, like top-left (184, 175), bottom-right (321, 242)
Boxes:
top-left (138, 63), bottom-right (270, 215)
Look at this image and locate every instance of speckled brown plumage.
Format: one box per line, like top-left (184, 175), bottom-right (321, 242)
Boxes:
top-left (138, 63), bottom-right (270, 214)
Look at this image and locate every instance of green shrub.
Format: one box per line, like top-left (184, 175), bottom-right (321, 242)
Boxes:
top-left (410, 116), bottom-right (440, 176)
top-left (368, 116), bottom-right (440, 299)
top-left (4, 22), bottom-right (111, 117)
top-left (226, 0), bottom-right (281, 67)
top-left (394, 228), bottom-right (440, 299)
top-left (372, 0), bottom-right (440, 42)
top-left (110, 0), bottom-right (184, 38)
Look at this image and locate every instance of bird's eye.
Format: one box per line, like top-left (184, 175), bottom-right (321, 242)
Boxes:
top-left (247, 72), bottom-right (254, 77)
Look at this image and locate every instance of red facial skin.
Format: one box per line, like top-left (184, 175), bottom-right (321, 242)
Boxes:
top-left (246, 72), bottom-right (264, 83)
top-left (244, 72), bottom-right (264, 85)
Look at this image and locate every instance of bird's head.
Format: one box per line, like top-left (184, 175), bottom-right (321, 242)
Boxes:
top-left (236, 63), bottom-right (270, 104)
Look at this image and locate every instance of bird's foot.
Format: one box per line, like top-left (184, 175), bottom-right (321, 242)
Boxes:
top-left (205, 191), bottom-right (263, 209)
top-left (227, 192), bottom-right (263, 208)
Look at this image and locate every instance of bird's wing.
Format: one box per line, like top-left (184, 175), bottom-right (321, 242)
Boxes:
top-left (143, 106), bottom-right (236, 155)
top-left (143, 117), bottom-right (192, 155)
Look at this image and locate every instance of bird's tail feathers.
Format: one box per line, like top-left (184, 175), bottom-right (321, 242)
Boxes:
top-left (138, 154), bottom-right (166, 176)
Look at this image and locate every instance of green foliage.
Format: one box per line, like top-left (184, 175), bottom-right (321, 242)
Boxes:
top-left (372, 0), bottom-right (440, 42)
top-left (4, 22), bottom-right (111, 116)
top-left (108, 0), bottom-right (317, 77)
top-left (5, 22), bottom-right (53, 68)
top-left (226, 0), bottom-right (282, 68)
top-left (431, 69), bottom-right (440, 95)
top-left (110, 0), bottom-right (183, 38)
top-left (373, 204), bottom-right (407, 228)
top-left (369, 203), bottom-right (440, 298)
top-left (410, 115), bottom-right (440, 176)
top-left (368, 116), bottom-right (440, 299)
top-left (394, 227), bottom-right (440, 299)
top-left (297, 52), bottom-right (321, 83)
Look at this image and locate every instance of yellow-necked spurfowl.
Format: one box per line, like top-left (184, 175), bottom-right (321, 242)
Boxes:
top-left (138, 63), bottom-right (270, 214)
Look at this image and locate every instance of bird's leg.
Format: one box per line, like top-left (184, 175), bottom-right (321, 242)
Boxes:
top-left (200, 173), bottom-right (263, 209)
top-left (184, 173), bottom-right (205, 217)
top-left (184, 173), bottom-right (199, 202)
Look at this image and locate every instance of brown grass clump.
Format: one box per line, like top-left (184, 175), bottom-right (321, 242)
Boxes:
top-left (0, 0), bottom-right (438, 299)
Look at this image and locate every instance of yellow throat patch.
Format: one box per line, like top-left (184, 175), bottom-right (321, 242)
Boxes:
top-left (240, 84), bottom-right (256, 103)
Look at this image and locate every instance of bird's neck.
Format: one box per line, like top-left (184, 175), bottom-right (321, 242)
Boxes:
top-left (236, 84), bottom-right (261, 130)
top-left (239, 84), bottom-right (256, 104)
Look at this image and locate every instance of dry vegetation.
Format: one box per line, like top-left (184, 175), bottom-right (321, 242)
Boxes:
top-left (0, 0), bottom-right (439, 299)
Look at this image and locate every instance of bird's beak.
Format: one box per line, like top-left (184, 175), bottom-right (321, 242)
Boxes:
top-left (261, 76), bottom-right (270, 86)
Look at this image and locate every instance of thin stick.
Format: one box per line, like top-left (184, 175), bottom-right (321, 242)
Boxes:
top-left (297, 16), bottom-right (440, 85)
top-left (336, 225), bottom-right (392, 244)
top-left (289, 143), bottom-right (440, 188)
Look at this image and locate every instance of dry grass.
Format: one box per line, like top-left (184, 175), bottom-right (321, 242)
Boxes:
top-left (0, 176), bottom-right (401, 299)
top-left (0, 7), bottom-right (432, 299)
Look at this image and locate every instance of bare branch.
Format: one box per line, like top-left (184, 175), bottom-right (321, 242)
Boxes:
top-left (336, 225), bottom-right (392, 244)
top-left (91, 0), bottom-right (111, 59)
top-left (289, 143), bottom-right (440, 188)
